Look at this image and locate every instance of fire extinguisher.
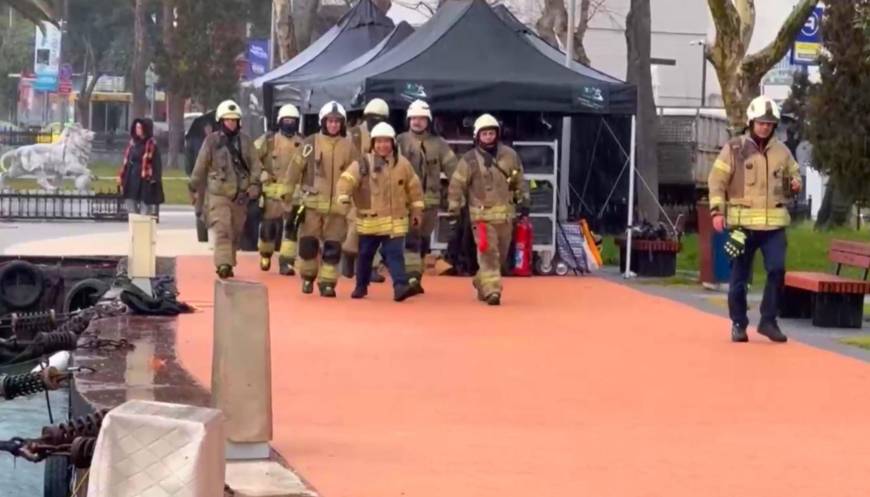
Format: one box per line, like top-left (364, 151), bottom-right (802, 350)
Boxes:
top-left (513, 216), bottom-right (533, 276)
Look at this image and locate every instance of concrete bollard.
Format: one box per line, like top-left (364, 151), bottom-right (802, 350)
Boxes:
top-left (87, 400), bottom-right (224, 497)
top-left (128, 214), bottom-right (157, 279)
top-left (211, 278), bottom-right (273, 460)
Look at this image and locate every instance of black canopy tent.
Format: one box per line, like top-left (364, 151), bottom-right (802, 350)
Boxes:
top-left (271, 22), bottom-right (415, 110)
top-left (241, 0), bottom-right (395, 131)
top-left (293, 0), bottom-right (635, 115)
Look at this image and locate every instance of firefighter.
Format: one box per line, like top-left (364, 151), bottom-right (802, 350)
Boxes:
top-left (397, 99), bottom-right (457, 294)
top-left (343, 98), bottom-right (391, 283)
top-left (189, 99), bottom-right (262, 279)
top-left (285, 101), bottom-right (357, 297)
top-left (447, 114), bottom-right (529, 306)
top-left (708, 95), bottom-right (801, 343)
top-left (255, 104), bottom-right (304, 274)
top-left (337, 122), bottom-right (424, 301)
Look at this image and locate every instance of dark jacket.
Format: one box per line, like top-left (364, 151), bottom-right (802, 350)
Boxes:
top-left (120, 118), bottom-right (165, 205)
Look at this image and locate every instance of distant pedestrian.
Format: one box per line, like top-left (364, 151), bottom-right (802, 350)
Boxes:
top-left (118, 118), bottom-right (164, 216)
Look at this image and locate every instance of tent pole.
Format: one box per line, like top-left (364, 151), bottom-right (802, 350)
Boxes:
top-left (625, 114), bottom-right (637, 279)
top-left (559, 117), bottom-right (570, 221)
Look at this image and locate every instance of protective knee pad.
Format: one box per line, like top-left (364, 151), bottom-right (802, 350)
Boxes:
top-left (284, 215), bottom-right (299, 241)
top-left (260, 220), bottom-right (279, 243)
top-left (298, 236), bottom-right (320, 260)
top-left (322, 240), bottom-right (342, 265)
top-left (405, 234), bottom-right (422, 253)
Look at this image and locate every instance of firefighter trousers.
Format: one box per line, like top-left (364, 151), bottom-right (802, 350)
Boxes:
top-left (472, 221), bottom-right (512, 299)
top-left (404, 208), bottom-right (437, 281)
top-left (209, 195), bottom-right (248, 268)
top-left (297, 211), bottom-right (347, 285)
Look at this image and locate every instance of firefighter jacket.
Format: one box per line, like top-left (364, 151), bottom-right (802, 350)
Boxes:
top-left (349, 122), bottom-right (372, 154)
top-left (190, 130), bottom-right (262, 200)
top-left (256, 131), bottom-right (303, 203)
top-left (285, 133), bottom-right (358, 215)
top-left (397, 131), bottom-right (458, 208)
top-left (447, 144), bottom-right (530, 223)
top-left (708, 134), bottom-right (802, 230)
top-left (337, 152), bottom-right (424, 237)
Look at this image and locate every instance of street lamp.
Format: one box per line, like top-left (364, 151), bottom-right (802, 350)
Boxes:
top-left (690, 39), bottom-right (707, 107)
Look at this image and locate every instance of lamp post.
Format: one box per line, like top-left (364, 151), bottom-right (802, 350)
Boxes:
top-left (690, 39), bottom-right (707, 107)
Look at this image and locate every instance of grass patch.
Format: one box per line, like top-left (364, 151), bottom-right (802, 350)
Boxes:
top-left (601, 221), bottom-right (870, 288)
top-left (840, 335), bottom-right (870, 351)
top-left (4, 161), bottom-right (190, 204)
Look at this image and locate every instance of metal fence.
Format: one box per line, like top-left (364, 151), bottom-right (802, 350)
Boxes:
top-left (0, 130), bottom-right (54, 146)
top-left (0, 190), bottom-right (128, 221)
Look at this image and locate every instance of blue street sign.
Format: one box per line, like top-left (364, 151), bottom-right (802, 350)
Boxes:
top-left (246, 39), bottom-right (269, 79)
top-left (791, 5), bottom-right (823, 66)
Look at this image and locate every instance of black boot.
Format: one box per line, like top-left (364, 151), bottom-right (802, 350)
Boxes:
top-left (301, 279), bottom-right (314, 294)
top-left (351, 287), bottom-right (367, 299)
top-left (393, 284), bottom-right (412, 302)
top-left (279, 259), bottom-right (295, 276)
top-left (217, 265), bottom-right (234, 279)
top-left (370, 267), bottom-right (386, 283)
top-left (408, 276), bottom-right (424, 296)
top-left (757, 321), bottom-right (788, 343)
top-left (319, 282), bottom-right (337, 298)
top-left (341, 254), bottom-right (356, 279)
top-left (731, 324), bottom-right (748, 343)
top-left (485, 293), bottom-right (501, 306)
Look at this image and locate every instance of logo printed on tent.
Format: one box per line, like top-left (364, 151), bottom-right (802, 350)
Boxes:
top-left (401, 83), bottom-right (427, 102)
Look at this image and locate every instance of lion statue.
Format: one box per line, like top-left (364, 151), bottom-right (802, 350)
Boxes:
top-left (0, 124), bottom-right (96, 192)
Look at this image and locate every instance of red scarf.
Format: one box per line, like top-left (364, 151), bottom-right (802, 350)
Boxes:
top-left (118, 137), bottom-right (156, 182)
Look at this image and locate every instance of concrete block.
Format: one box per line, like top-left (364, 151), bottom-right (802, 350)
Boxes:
top-left (87, 400), bottom-right (224, 497)
top-left (225, 461), bottom-right (317, 497)
top-left (211, 279), bottom-right (273, 444)
top-left (128, 214), bottom-right (156, 278)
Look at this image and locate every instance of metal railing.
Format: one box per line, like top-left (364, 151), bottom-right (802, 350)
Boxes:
top-left (0, 130), bottom-right (54, 146)
top-left (0, 190), bottom-right (128, 221)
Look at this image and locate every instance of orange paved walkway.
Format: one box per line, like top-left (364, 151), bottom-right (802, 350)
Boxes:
top-left (176, 255), bottom-right (870, 497)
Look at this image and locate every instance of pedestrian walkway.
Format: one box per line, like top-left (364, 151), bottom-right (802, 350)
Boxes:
top-left (175, 255), bottom-right (870, 497)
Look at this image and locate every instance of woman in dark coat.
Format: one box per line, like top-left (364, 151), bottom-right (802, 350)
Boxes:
top-left (118, 118), bottom-right (165, 215)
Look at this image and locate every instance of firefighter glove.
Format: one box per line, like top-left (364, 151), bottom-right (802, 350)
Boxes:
top-left (724, 229), bottom-right (747, 260)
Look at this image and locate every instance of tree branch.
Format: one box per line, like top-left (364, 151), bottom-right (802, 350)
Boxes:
top-left (733, 0), bottom-right (755, 50)
top-left (707, 0), bottom-right (737, 36)
top-left (743, 0), bottom-right (816, 76)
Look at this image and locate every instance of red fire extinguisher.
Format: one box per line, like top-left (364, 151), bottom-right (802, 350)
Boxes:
top-left (513, 216), bottom-right (533, 276)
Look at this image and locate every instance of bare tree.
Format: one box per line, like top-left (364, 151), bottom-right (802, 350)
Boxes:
top-left (625, 0), bottom-right (658, 222)
top-left (162, 0), bottom-right (184, 169)
top-left (706, 0), bottom-right (817, 133)
top-left (274, 0), bottom-right (298, 63)
top-left (292, 0), bottom-right (321, 51)
top-left (536, 0), bottom-right (605, 65)
top-left (131, 0), bottom-right (149, 118)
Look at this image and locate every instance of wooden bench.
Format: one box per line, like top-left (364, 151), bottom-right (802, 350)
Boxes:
top-left (781, 240), bottom-right (870, 328)
top-left (615, 238), bottom-right (682, 277)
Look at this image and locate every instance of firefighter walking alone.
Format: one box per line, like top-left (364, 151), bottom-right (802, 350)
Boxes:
top-left (256, 104), bottom-right (304, 275)
top-left (708, 95), bottom-right (801, 343)
top-left (189, 99), bottom-right (262, 279)
top-left (448, 114), bottom-right (529, 306)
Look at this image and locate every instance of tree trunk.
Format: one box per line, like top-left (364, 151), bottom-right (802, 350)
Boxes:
top-left (166, 91), bottom-right (184, 169)
top-left (815, 176), bottom-right (852, 230)
top-left (372, 0), bottom-right (391, 13)
top-left (706, 0), bottom-right (818, 135)
top-left (292, 0), bottom-right (321, 52)
top-left (274, 0), bottom-right (297, 63)
top-left (131, 0), bottom-right (148, 118)
top-left (625, 0), bottom-right (659, 223)
top-left (535, 0), bottom-right (567, 54)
